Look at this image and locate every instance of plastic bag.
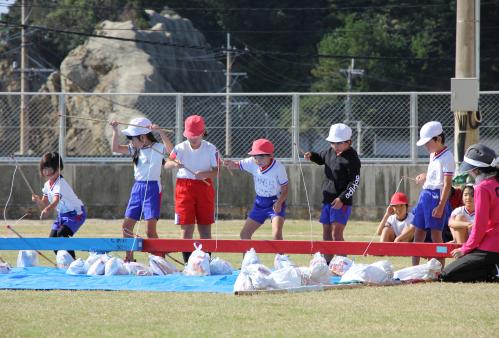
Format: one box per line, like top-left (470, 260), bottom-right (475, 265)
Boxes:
top-left (393, 258), bottom-right (442, 281)
top-left (87, 257), bottom-right (107, 275)
top-left (274, 254), bottom-right (295, 270)
top-left (183, 243), bottom-right (210, 276)
top-left (233, 269), bottom-right (255, 292)
top-left (66, 258), bottom-right (87, 275)
top-left (209, 257), bottom-right (233, 275)
top-left (241, 248), bottom-right (260, 269)
top-left (370, 260), bottom-right (394, 280)
top-left (309, 252), bottom-right (331, 284)
top-left (329, 256), bottom-right (354, 276)
top-left (105, 257), bottom-right (129, 276)
top-left (340, 262), bottom-right (390, 284)
top-left (56, 250), bottom-right (74, 269)
top-left (270, 267), bottom-right (302, 289)
top-left (17, 250), bottom-right (38, 267)
top-left (0, 262), bottom-right (11, 274)
top-left (124, 262), bottom-right (153, 276)
top-left (245, 264), bottom-right (276, 289)
top-left (148, 255), bottom-right (178, 275)
top-left (84, 252), bottom-right (104, 271)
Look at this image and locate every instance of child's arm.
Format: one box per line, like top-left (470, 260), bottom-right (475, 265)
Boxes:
top-left (273, 184), bottom-right (289, 213)
top-left (304, 151), bottom-right (326, 165)
top-left (415, 172), bottom-right (427, 185)
top-left (32, 194), bottom-right (49, 210)
top-left (432, 175), bottom-right (452, 218)
top-left (448, 215), bottom-right (473, 229)
top-left (376, 207), bottom-right (393, 236)
top-left (194, 167), bottom-right (218, 180)
top-left (40, 195), bottom-right (59, 219)
top-left (110, 121), bottom-right (129, 155)
top-left (150, 124), bottom-right (173, 154)
top-left (394, 225), bottom-right (415, 242)
top-left (335, 154), bottom-right (361, 209)
top-left (223, 159), bottom-right (240, 170)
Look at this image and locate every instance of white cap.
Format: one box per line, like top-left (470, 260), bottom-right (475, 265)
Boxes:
top-left (326, 123), bottom-right (352, 143)
top-left (416, 121), bottom-right (443, 146)
top-left (122, 117), bottom-right (152, 137)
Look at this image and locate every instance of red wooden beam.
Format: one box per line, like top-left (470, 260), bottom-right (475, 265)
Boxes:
top-left (142, 239), bottom-right (460, 258)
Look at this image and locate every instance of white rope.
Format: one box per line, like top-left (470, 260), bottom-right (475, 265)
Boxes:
top-left (214, 151), bottom-right (221, 252)
top-left (2, 166), bottom-right (18, 237)
top-left (293, 143), bottom-right (314, 251)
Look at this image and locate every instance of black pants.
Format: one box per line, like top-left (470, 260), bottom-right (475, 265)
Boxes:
top-left (49, 226), bottom-right (75, 259)
top-left (440, 249), bottom-right (499, 283)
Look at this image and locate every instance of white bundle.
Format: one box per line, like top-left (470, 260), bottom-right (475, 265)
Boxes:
top-left (84, 252), bottom-right (102, 271)
top-left (309, 252), bottom-right (331, 284)
top-left (328, 255), bottom-right (353, 276)
top-left (370, 260), bottom-right (394, 280)
top-left (148, 255), bottom-right (178, 275)
top-left (244, 264), bottom-right (276, 290)
top-left (66, 258), bottom-right (87, 275)
top-left (184, 244), bottom-right (210, 276)
top-left (233, 269), bottom-right (255, 292)
top-left (394, 258), bottom-right (442, 281)
top-left (241, 248), bottom-right (260, 269)
top-left (270, 267), bottom-right (302, 289)
top-left (209, 257), bottom-right (233, 275)
top-left (274, 254), bottom-right (295, 270)
top-left (340, 262), bottom-right (391, 284)
top-left (17, 250), bottom-right (38, 267)
top-left (124, 262), bottom-right (153, 276)
top-left (56, 250), bottom-right (74, 269)
top-left (0, 262), bottom-right (11, 274)
top-left (104, 257), bottom-right (129, 276)
top-left (87, 257), bottom-right (107, 276)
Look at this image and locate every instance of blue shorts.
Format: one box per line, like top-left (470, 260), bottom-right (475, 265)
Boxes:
top-left (248, 195), bottom-right (286, 224)
top-left (412, 189), bottom-right (451, 230)
top-left (52, 206), bottom-right (86, 234)
top-left (319, 203), bottom-right (352, 225)
top-left (125, 181), bottom-right (162, 221)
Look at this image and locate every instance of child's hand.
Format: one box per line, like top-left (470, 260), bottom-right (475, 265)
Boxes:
top-left (451, 248), bottom-right (464, 259)
top-left (110, 121), bottom-right (120, 130)
top-left (432, 204), bottom-right (444, 218)
top-left (331, 198), bottom-right (343, 210)
top-left (303, 152), bottom-right (312, 160)
top-left (415, 173), bottom-right (426, 185)
top-left (385, 206), bottom-right (394, 216)
top-left (40, 207), bottom-right (50, 219)
top-left (149, 124), bottom-right (161, 131)
top-left (273, 201), bottom-right (283, 213)
top-left (223, 159), bottom-right (238, 170)
top-left (32, 194), bottom-right (41, 202)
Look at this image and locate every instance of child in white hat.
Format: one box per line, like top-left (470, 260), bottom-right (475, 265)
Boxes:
top-left (304, 123), bottom-right (361, 263)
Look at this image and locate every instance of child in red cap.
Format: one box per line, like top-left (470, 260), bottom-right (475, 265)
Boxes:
top-left (225, 139), bottom-right (289, 240)
top-left (165, 115), bottom-right (219, 263)
top-left (376, 192), bottom-right (415, 242)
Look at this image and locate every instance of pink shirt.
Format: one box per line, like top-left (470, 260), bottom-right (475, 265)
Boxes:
top-left (460, 177), bottom-right (499, 255)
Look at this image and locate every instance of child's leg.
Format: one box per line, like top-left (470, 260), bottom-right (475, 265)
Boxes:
top-left (197, 224), bottom-right (212, 239)
top-left (122, 217), bottom-right (137, 262)
top-left (240, 218), bottom-right (263, 240)
top-left (450, 215), bottom-right (469, 244)
top-left (332, 222), bottom-right (346, 241)
top-left (145, 219), bottom-right (158, 238)
top-left (56, 226), bottom-right (76, 259)
top-left (394, 226), bottom-right (415, 242)
top-left (271, 216), bottom-right (284, 240)
top-left (380, 227), bottom-right (396, 242)
top-left (412, 227), bottom-right (427, 265)
top-left (181, 224), bottom-right (195, 263)
top-left (322, 223), bottom-right (333, 263)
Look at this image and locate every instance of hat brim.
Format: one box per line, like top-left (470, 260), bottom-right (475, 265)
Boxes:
top-left (326, 136), bottom-right (348, 143)
top-left (248, 151), bottom-right (272, 156)
top-left (183, 130), bottom-right (204, 138)
top-left (459, 161), bottom-right (478, 173)
top-left (122, 128), bottom-right (148, 137)
top-left (416, 137), bottom-right (431, 146)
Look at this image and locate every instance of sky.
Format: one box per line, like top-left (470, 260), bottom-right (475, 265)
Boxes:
top-left (0, 0), bottom-right (15, 15)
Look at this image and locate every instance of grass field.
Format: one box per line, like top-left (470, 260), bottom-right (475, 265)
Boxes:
top-left (0, 219), bottom-right (498, 337)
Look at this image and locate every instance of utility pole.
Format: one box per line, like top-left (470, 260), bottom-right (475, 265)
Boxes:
top-left (454, 0), bottom-right (480, 166)
top-left (225, 32), bottom-right (231, 156)
top-left (19, 0), bottom-right (28, 154)
top-left (340, 58), bottom-right (364, 122)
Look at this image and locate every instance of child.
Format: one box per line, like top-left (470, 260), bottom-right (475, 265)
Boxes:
top-left (164, 115), bottom-right (219, 263)
top-left (376, 192), bottom-right (415, 242)
top-left (32, 152), bottom-right (86, 259)
top-left (411, 121), bottom-right (454, 266)
top-left (304, 123), bottom-right (361, 263)
top-left (110, 117), bottom-right (173, 261)
top-left (224, 139), bottom-right (289, 240)
top-left (448, 185), bottom-right (475, 244)
top-left (441, 143), bottom-right (499, 283)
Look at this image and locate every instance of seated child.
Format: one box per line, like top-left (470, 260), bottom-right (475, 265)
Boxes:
top-left (376, 192), bottom-right (415, 242)
top-left (448, 185), bottom-right (475, 244)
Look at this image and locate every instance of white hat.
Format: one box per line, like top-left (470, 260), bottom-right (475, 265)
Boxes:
top-left (416, 121), bottom-right (443, 146)
top-left (326, 123), bottom-right (352, 143)
top-left (122, 117), bottom-right (152, 137)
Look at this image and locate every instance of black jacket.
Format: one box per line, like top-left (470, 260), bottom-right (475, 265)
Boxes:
top-left (310, 147), bottom-right (361, 205)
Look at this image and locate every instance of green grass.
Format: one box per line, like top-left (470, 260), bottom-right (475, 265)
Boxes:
top-left (0, 219), bottom-right (498, 337)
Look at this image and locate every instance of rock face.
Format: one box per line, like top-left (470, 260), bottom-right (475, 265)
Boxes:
top-left (18, 10), bottom-right (231, 156)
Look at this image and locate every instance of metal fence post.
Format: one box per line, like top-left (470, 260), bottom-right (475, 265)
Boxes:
top-left (175, 94), bottom-right (184, 145)
top-left (410, 92), bottom-right (418, 163)
top-left (58, 93), bottom-right (66, 158)
top-left (291, 94), bottom-right (300, 163)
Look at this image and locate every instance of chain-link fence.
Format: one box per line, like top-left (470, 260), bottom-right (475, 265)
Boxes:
top-left (0, 91), bottom-right (497, 162)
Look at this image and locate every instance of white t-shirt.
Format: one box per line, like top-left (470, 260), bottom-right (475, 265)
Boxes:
top-left (423, 147), bottom-right (455, 190)
top-left (239, 158), bottom-right (289, 197)
top-left (42, 176), bottom-right (84, 214)
top-left (128, 143), bottom-right (165, 191)
top-left (170, 140), bottom-right (218, 179)
top-left (450, 206), bottom-right (475, 223)
top-left (386, 213), bottom-right (414, 237)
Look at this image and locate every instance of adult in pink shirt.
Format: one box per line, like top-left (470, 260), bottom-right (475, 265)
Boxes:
top-left (441, 144), bottom-right (499, 282)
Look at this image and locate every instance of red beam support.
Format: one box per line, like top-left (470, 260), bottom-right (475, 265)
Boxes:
top-left (142, 239), bottom-right (460, 258)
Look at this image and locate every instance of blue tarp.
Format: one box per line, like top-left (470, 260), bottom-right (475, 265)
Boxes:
top-left (0, 267), bottom-right (343, 293)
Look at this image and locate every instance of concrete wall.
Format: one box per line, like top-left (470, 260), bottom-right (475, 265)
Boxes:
top-left (0, 162), bottom-right (427, 221)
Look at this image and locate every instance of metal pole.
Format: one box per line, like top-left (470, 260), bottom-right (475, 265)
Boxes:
top-left (410, 93), bottom-right (418, 163)
top-left (356, 120), bottom-right (362, 156)
top-left (225, 33), bottom-right (231, 156)
top-left (58, 93), bottom-right (66, 158)
top-left (291, 94), bottom-right (300, 163)
top-left (175, 93), bottom-right (184, 144)
top-left (19, 0), bottom-right (28, 154)
top-left (345, 58), bottom-right (353, 122)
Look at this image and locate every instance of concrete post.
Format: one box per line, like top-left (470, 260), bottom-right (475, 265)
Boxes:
top-left (410, 92), bottom-right (418, 163)
top-left (291, 94), bottom-right (300, 163)
top-left (58, 93), bottom-right (66, 159)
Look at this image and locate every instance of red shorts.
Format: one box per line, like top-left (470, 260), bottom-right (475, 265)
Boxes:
top-left (175, 178), bottom-right (215, 225)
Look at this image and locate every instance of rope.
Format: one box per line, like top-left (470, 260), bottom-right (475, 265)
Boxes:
top-left (293, 143), bottom-right (314, 252)
top-left (2, 165), bottom-right (18, 237)
top-left (59, 114), bottom-right (174, 133)
top-left (214, 151), bottom-right (221, 252)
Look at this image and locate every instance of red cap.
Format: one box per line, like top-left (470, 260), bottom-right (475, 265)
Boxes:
top-left (248, 139), bottom-right (274, 155)
top-left (390, 192), bottom-right (408, 205)
top-left (183, 115), bottom-right (205, 138)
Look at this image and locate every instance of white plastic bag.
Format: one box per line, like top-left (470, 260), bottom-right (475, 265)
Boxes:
top-left (233, 270), bottom-right (255, 292)
top-left (124, 262), bottom-right (153, 276)
top-left (66, 258), bottom-right (87, 275)
top-left (105, 257), bottom-right (129, 276)
top-left (329, 256), bottom-right (354, 276)
top-left (340, 262), bottom-right (390, 284)
top-left (148, 255), bottom-right (178, 275)
top-left (56, 250), bottom-right (74, 269)
top-left (209, 257), bottom-right (233, 275)
top-left (84, 252), bottom-right (102, 271)
top-left (0, 262), bottom-right (11, 274)
top-left (370, 260), bottom-right (394, 280)
top-left (394, 258), bottom-right (442, 281)
top-left (309, 252), bottom-right (331, 284)
top-left (245, 264), bottom-right (276, 290)
top-left (184, 244), bottom-right (210, 276)
top-left (274, 254), bottom-right (295, 270)
top-left (241, 248), bottom-right (260, 269)
top-left (87, 257), bottom-right (107, 275)
top-left (17, 250), bottom-right (38, 267)
top-left (270, 267), bottom-right (302, 289)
